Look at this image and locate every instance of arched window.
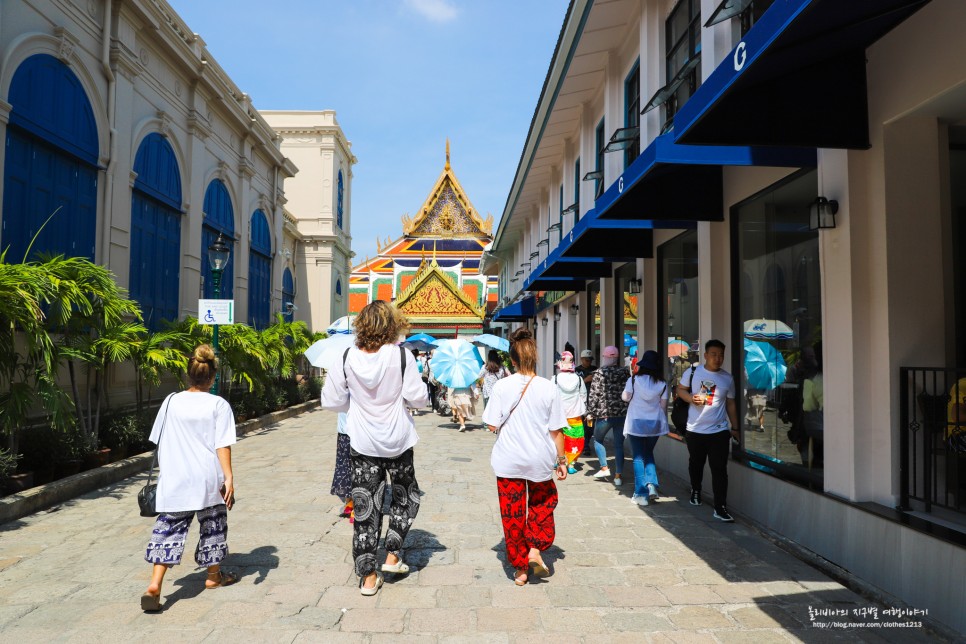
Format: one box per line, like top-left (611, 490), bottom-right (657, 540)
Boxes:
top-left (282, 268), bottom-right (295, 322)
top-left (335, 278), bottom-right (342, 296)
top-left (248, 209), bottom-right (272, 328)
top-left (202, 179), bottom-right (235, 299)
top-left (131, 133), bottom-right (182, 329)
top-left (337, 170), bottom-right (344, 229)
top-left (763, 264), bottom-right (786, 321)
top-left (3, 54), bottom-right (98, 261)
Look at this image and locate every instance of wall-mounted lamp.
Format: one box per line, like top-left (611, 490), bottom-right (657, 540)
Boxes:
top-left (560, 203), bottom-right (577, 216)
top-left (628, 278), bottom-right (642, 295)
top-left (602, 126), bottom-right (640, 153)
top-left (520, 263), bottom-right (531, 269)
top-left (554, 311), bottom-right (561, 322)
top-left (536, 238), bottom-right (550, 247)
top-left (529, 251), bottom-right (540, 259)
top-left (541, 317), bottom-right (549, 327)
top-left (582, 170), bottom-right (603, 182)
top-left (510, 278), bottom-right (519, 283)
top-left (547, 222), bottom-right (562, 232)
top-left (809, 197), bottom-right (838, 230)
top-left (514, 270), bottom-right (525, 276)
top-left (569, 304), bottom-right (579, 315)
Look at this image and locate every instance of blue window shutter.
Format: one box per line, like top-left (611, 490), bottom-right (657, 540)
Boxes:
top-left (248, 209), bottom-right (272, 328)
top-left (337, 170), bottom-right (344, 229)
top-left (282, 268), bottom-right (295, 322)
top-left (202, 179), bottom-right (235, 299)
top-left (3, 54), bottom-right (98, 262)
top-left (130, 133), bottom-right (182, 329)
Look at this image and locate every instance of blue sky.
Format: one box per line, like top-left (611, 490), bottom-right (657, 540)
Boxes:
top-left (167, 0), bottom-right (569, 264)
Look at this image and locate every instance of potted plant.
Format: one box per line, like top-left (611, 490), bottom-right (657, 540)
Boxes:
top-left (0, 448), bottom-right (21, 493)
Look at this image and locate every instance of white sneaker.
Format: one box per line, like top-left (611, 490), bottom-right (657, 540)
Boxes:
top-left (613, 476), bottom-right (623, 487)
top-left (633, 495), bottom-right (649, 506)
top-left (647, 483), bottom-right (659, 500)
top-left (593, 468), bottom-right (610, 479)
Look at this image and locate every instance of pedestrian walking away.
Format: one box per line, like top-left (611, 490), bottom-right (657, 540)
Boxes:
top-left (586, 345), bottom-right (630, 486)
top-left (477, 349), bottom-right (510, 410)
top-left (330, 411), bottom-right (354, 521)
top-left (552, 350), bottom-right (586, 474)
top-left (482, 327), bottom-right (569, 587)
top-left (141, 344), bottom-right (238, 612)
top-left (677, 339), bottom-right (740, 522)
top-left (320, 300), bottom-right (429, 596)
top-left (622, 350), bottom-right (670, 506)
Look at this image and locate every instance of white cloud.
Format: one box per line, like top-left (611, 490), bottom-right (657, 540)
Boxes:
top-left (404, 0), bottom-right (459, 23)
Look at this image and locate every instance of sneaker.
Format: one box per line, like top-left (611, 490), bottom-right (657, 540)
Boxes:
top-left (593, 467), bottom-right (610, 479)
top-left (613, 476), bottom-right (623, 487)
top-left (713, 506), bottom-right (735, 522)
top-left (458, 424), bottom-right (466, 432)
top-left (647, 483), bottom-right (659, 501)
top-left (689, 489), bottom-right (702, 506)
top-left (567, 466), bottom-right (577, 474)
top-left (633, 495), bottom-right (649, 506)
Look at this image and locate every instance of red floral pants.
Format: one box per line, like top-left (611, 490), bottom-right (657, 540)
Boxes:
top-left (496, 477), bottom-right (559, 570)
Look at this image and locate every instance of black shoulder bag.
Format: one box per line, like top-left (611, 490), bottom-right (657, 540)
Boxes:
top-left (671, 365), bottom-right (697, 433)
top-left (138, 392), bottom-right (176, 517)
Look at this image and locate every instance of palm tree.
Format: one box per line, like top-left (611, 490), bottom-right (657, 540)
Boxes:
top-left (130, 327), bottom-right (190, 415)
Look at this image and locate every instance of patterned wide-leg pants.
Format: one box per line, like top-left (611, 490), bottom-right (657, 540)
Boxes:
top-left (144, 505), bottom-right (228, 567)
top-left (349, 447), bottom-right (421, 578)
top-left (496, 477), bottom-right (559, 570)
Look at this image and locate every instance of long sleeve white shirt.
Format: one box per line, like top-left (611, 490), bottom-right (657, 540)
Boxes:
top-left (320, 344), bottom-right (429, 458)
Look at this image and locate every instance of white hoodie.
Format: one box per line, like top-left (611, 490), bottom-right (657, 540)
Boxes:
top-left (553, 372), bottom-right (587, 418)
top-left (320, 344), bottom-right (429, 458)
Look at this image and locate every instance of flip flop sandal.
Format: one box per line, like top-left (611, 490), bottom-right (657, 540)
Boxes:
top-left (205, 570), bottom-right (239, 589)
top-left (513, 569), bottom-right (528, 586)
top-left (528, 558), bottom-right (550, 578)
top-left (381, 560), bottom-right (410, 574)
top-left (141, 592), bottom-right (161, 612)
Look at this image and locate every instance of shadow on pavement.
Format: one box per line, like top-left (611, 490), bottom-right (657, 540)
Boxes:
top-left (401, 528), bottom-right (446, 571)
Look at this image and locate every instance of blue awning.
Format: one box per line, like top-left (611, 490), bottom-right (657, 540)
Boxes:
top-left (492, 295), bottom-right (536, 322)
top-left (595, 133), bottom-right (815, 222)
top-left (673, 0), bottom-right (932, 148)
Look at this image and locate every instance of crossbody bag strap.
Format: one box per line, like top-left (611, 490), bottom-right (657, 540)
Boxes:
top-left (147, 392), bottom-right (177, 486)
top-left (498, 377), bottom-right (535, 433)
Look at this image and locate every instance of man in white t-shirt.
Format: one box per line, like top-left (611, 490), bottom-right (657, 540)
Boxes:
top-left (676, 339), bottom-right (740, 523)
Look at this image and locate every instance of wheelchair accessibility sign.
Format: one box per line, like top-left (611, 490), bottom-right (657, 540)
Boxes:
top-left (198, 299), bottom-right (234, 325)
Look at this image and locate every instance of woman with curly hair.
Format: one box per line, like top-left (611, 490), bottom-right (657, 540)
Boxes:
top-left (320, 300), bottom-right (428, 596)
top-left (482, 327), bottom-right (568, 586)
top-left (141, 344), bottom-right (237, 611)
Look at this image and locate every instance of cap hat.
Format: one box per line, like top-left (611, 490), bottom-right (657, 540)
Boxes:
top-left (579, 349), bottom-right (593, 359)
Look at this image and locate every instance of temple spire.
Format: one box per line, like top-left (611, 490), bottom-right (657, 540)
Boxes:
top-left (445, 138), bottom-right (451, 170)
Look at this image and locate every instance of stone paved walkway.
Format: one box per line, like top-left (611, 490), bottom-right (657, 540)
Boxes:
top-left (0, 406), bottom-right (936, 642)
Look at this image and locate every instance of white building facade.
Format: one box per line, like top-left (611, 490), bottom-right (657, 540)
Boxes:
top-left (488, 0), bottom-right (966, 634)
top-left (261, 111), bottom-right (355, 333)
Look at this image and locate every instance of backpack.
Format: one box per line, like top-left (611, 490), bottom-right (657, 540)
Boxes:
top-left (670, 365), bottom-right (697, 432)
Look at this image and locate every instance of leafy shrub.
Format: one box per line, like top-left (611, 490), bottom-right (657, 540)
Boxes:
top-left (101, 412), bottom-right (152, 455)
top-left (307, 376), bottom-right (323, 400)
top-left (0, 448), bottom-right (19, 479)
top-left (18, 425), bottom-right (87, 470)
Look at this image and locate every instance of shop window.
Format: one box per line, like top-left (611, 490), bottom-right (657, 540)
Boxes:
top-left (644, 0), bottom-right (702, 134)
top-left (659, 230), bottom-right (700, 436)
top-left (573, 157), bottom-right (580, 222)
top-left (595, 119), bottom-right (605, 198)
top-left (624, 62), bottom-right (641, 168)
top-left (733, 169), bottom-right (822, 486)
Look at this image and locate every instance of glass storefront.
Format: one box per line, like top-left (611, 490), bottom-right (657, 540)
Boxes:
top-left (732, 169), bottom-right (823, 485)
top-left (658, 231), bottom-right (699, 437)
top-left (587, 281), bottom-right (601, 361)
top-left (614, 263), bottom-right (638, 370)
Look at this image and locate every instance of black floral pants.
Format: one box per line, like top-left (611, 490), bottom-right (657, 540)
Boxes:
top-left (349, 447), bottom-right (420, 578)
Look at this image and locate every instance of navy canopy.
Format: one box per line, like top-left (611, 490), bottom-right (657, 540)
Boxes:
top-left (492, 296), bottom-right (536, 322)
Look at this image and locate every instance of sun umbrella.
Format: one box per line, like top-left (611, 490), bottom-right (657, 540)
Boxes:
top-left (326, 315), bottom-right (355, 335)
top-left (668, 338), bottom-right (690, 358)
top-left (402, 339), bottom-right (435, 352)
top-left (406, 333), bottom-right (438, 345)
top-left (472, 333), bottom-right (510, 353)
top-left (743, 318), bottom-right (794, 341)
top-left (305, 333), bottom-right (356, 370)
top-left (430, 338), bottom-right (484, 388)
top-left (743, 338), bottom-right (787, 391)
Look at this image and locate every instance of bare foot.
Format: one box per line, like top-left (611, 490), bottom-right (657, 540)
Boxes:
top-left (145, 582), bottom-right (161, 597)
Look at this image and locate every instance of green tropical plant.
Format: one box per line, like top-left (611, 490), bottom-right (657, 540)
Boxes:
top-left (0, 447), bottom-right (20, 480)
top-left (129, 327), bottom-right (190, 415)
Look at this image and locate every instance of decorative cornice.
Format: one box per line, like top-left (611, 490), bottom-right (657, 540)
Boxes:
top-left (187, 109), bottom-right (211, 140)
top-left (238, 157), bottom-right (256, 179)
top-left (53, 26), bottom-right (79, 63)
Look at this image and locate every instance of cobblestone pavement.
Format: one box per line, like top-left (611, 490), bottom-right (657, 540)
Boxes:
top-left (0, 406), bottom-right (936, 642)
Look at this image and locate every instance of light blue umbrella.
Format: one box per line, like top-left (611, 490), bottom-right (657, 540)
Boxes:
top-left (743, 339), bottom-right (787, 391)
top-left (326, 315), bottom-right (355, 335)
top-left (305, 333), bottom-right (356, 370)
top-left (624, 333), bottom-right (637, 348)
top-left (472, 333), bottom-right (510, 353)
top-left (406, 333), bottom-right (438, 345)
top-left (431, 338), bottom-right (484, 388)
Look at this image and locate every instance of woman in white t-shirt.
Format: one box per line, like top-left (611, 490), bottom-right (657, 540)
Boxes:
top-left (482, 327), bottom-right (568, 586)
top-left (142, 344), bottom-right (237, 612)
top-left (320, 301), bottom-right (429, 596)
top-left (621, 350), bottom-right (669, 507)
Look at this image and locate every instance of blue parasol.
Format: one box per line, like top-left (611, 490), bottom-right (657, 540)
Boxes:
top-left (430, 338), bottom-right (484, 388)
top-left (406, 333), bottom-right (438, 345)
top-left (743, 338), bottom-right (787, 391)
top-left (472, 333), bottom-right (510, 353)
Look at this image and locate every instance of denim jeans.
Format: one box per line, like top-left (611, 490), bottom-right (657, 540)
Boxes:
top-left (593, 417), bottom-right (626, 474)
top-left (628, 435), bottom-right (660, 497)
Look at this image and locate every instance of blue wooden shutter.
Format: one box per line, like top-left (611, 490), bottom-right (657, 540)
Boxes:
top-left (202, 179), bottom-right (235, 299)
top-left (282, 268), bottom-right (295, 322)
top-left (248, 209), bottom-right (272, 328)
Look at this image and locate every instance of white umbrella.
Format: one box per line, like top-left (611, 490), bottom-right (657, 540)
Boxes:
top-left (326, 315), bottom-right (355, 335)
top-left (743, 318), bottom-right (794, 341)
top-left (304, 334), bottom-right (356, 370)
